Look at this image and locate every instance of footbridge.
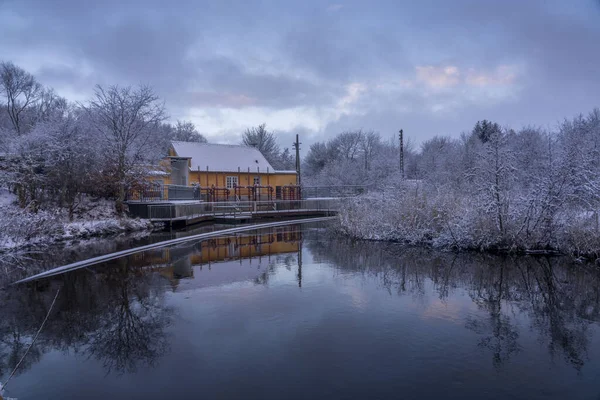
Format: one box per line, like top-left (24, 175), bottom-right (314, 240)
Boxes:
top-left (128, 199), bottom-right (342, 228)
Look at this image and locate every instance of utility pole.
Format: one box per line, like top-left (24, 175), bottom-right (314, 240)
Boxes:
top-left (399, 129), bottom-right (404, 179)
top-left (293, 134), bottom-right (301, 185)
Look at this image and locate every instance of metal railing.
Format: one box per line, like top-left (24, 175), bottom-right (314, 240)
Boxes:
top-left (128, 184), bottom-right (201, 202)
top-left (301, 185), bottom-right (370, 199)
top-left (146, 199), bottom-right (342, 220)
top-left (129, 184), bottom-right (371, 202)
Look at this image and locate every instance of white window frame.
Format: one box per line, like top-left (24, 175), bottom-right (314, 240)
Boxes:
top-left (226, 176), bottom-right (238, 189)
top-left (253, 176), bottom-right (261, 186)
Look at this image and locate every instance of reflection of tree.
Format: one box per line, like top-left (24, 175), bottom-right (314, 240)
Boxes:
top-left (0, 258), bottom-right (173, 378)
top-left (303, 230), bottom-right (600, 371)
top-left (0, 285), bottom-right (53, 378)
top-left (82, 260), bottom-right (171, 374)
top-left (253, 254), bottom-right (299, 286)
top-left (466, 261), bottom-right (521, 368)
top-left (518, 258), bottom-right (593, 371)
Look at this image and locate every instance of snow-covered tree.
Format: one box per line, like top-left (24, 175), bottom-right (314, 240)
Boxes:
top-left (170, 120), bottom-right (207, 143)
top-left (0, 61), bottom-right (43, 136)
top-left (241, 123), bottom-right (295, 170)
top-left (468, 128), bottom-right (516, 235)
top-left (85, 84), bottom-right (167, 213)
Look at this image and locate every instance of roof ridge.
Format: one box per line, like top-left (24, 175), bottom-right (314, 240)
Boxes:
top-left (171, 141), bottom-right (253, 149)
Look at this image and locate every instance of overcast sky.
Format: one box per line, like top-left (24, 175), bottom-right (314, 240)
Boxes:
top-left (1, 0), bottom-right (599, 151)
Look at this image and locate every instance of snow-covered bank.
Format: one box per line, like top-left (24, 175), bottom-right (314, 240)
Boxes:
top-left (0, 190), bottom-right (158, 253)
top-left (337, 188), bottom-right (600, 263)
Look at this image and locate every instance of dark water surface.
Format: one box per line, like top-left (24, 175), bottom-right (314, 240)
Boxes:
top-left (2, 223), bottom-right (600, 399)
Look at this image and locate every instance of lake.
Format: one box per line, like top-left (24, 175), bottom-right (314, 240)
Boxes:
top-left (1, 221), bottom-right (600, 399)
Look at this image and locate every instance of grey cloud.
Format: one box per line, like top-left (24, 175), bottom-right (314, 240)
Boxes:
top-left (282, 17), bottom-right (410, 82)
top-left (35, 64), bottom-right (100, 96)
top-left (81, 16), bottom-right (199, 91)
top-left (1, 0), bottom-right (598, 146)
top-left (182, 56), bottom-right (342, 109)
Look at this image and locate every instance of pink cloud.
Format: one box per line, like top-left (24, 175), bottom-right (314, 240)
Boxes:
top-left (415, 65), bottom-right (461, 89)
top-left (415, 64), bottom-right (519, 91)
top-left (465, 65), bottom-right (518, 87)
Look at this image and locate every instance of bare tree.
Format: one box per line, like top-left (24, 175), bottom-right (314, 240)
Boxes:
top-left (242, 123), bottom-right (280, 167)
top-left (330, 130), bottom-right (363, 161)
top-left (0, 61), bottom-right (43, 135)
top-left (360, 130), bottom-right (380, 171)
top-left (170, 120), bottom-right (207, 143)
top-left (34, 87), bottom-right (67, 123)
top-left (304, 142), bottom-right (330, 176)
top-left (86, 84), bottom-right (167, 213)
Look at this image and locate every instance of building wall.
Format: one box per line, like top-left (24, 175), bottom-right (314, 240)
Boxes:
top-left (147, 174), bottom-right (172, 186)
top-left (189, 171), bottom-right (297, 188)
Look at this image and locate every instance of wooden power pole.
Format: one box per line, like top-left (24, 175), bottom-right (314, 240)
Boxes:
top-left (293, 134), bottom-right (301, 185)
top-left (399, 129), bottom-right (404, 179)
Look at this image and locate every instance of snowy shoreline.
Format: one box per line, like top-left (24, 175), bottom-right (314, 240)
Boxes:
top-left (336, 192), bottom-right (600, 264)
top-left (0, 190), bottom-right (159, 255)
top-left (0, 215), bottom-right (158, 255)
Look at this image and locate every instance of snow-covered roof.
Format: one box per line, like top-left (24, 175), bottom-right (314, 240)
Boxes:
top-left (171, 141), bottom-right (296, 174)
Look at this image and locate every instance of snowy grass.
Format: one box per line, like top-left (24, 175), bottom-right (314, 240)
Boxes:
top-left (0, 194), bottom-right (156, 253)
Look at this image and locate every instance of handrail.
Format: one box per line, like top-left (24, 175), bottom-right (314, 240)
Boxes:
top-left (145, 199), bottom-right (341, 220)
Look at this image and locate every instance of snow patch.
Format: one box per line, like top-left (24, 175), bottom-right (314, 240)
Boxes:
top-left (0, 195), bottom-right (155, 253)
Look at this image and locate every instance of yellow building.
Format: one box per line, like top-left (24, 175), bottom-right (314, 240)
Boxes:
top-left (163, 141), bottom-right (298, 200)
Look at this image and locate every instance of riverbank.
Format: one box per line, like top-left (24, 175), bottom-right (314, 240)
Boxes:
top-left (0, 189), bottom-right (158, 256)
top-left (336, 188), bottom-right (600, 263)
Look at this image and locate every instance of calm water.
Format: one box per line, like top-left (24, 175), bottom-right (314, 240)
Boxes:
top-left (2, 223), bottom-right (600, 399)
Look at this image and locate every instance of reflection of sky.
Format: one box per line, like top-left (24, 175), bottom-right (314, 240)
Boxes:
top-left (6, 238), bottom-right (600, 399)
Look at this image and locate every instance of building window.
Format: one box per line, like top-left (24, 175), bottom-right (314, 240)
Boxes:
top-left (226, 176), bottom-right (238, 189)
top-left (253, 176), bottom-right (261, 185)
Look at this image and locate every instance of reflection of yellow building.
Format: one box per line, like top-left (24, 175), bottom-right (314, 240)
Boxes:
top-left (190, 231), bottom-right (300, 265)
top-left (128, 227), bottom-right (301, 282)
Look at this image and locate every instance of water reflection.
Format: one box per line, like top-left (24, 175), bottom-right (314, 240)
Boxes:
top-left (0, 265), bottom-right (173, 378)
top-left (0, 226), bottom-right (303, 381)
top-left (1, 224), bottom-right (600, 399)
top-left (304, 234), bottom-right (600, 371)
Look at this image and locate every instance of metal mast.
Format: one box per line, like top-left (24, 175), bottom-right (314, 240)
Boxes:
top-left (399, 129), bottom-right (404, 179)
top-left (293, 134), bottom-right (301, 185)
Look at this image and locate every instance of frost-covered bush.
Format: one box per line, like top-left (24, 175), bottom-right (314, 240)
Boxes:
top-left (336, 111), bottom-right (600, 261)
